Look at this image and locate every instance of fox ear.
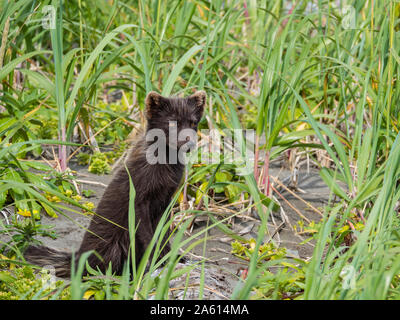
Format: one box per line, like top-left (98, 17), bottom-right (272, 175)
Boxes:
top-left (189, 90), bottom-right (206, 109)
top-left (145, 91), bottom-right (163, 118)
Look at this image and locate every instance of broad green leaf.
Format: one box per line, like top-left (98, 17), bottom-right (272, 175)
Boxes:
top-left (162, 44), bottom-right (203, 96)
top-left (0, 51), bottom-right (51, 82)
top-left (319, 167), bottom-right (349, 201)
top-left (19, 69), bottom-right (55, 100)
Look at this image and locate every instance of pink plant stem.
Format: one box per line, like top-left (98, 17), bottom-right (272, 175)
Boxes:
top-left (263, 149), bottom-right (270, 197)
top-left (347, 220), bottom-right (356, 231)
top-left (282, 2), bottom-right (295, 28)
top-left (243, 1), bottom-right (250, 24)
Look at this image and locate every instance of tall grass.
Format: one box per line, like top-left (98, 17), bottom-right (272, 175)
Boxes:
top-left (1, 0), bottom-right (400, 299)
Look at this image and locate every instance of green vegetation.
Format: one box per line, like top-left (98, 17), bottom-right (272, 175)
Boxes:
top-left (0, 262), bottom-right (70, 300)
top-left (1, 0), bottom-right (400, 300)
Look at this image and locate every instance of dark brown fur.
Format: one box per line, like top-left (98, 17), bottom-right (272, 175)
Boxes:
top-left (25, 91), bottom-right (206, 277)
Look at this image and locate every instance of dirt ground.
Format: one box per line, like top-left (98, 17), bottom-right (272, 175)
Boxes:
top-left (1, 158), bottom-right (334, 299)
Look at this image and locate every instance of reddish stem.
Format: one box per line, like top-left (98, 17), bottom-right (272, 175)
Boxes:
top-left (243, 1), bottom-right (250, 24)
top-left (262, 149), bottom-right (270, 197)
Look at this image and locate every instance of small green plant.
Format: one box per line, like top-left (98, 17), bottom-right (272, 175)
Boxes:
top-left (82, 189), bottom-right (95, 198)
top-left (0, 157), bottom-right (56, 219)
top-left (88, 152), bottom-right (111, 175)
top-left (231, 238), bottom-right (306, 299)
top-left (0, 263), bottom-right (70, 300)
top-left (191, 166), bottom-right (247, 205)
top-left (81, 266), bottom-right (120, 300)
top-left (231, 238), bottom-right (287, 263)
top-left (76, 153), bottom-right (90, 166)
top-left (0, 218), bottom-right (57, 255)
top-left (78, 143), bottom-right (127, 175)
top-left (251, 266), bottom-right (306, 300)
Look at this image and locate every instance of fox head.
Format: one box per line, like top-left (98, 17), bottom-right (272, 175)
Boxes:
top-left (145, 91), bottom-right (206, 152)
